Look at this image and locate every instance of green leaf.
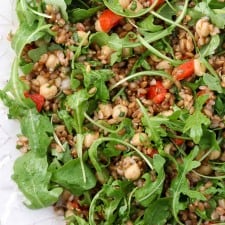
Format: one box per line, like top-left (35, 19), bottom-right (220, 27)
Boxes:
top-left (89, 32), bottom-right (109, 46)
top-left (170, 146), bottom-right (206, 225)
top-left (135, 155), bottom-right (166, 207)
top-left (138, 14), bottom-right (163, 32)
top-left (12, 23), bottom-right (51, 57)
top-left (199, 128), bottom-right (220, 151)
top-left (28, 45), bottom-right (48, 62)
top-left (144, 198), bottom-right (172, 225)
top-left (200, 35), bottom-right (220, 57)
top-left (65, 89), bottom-right (90, 133)
top-left (69, 6), bottom-right (102, 23)
top-left (12, 151), bottom-right (62, 209)
top-left (203, 73), bottom-right (223, 93)
top-left (21, 109), bottom-right (53, 156)
top-left (58, 110), bottom-right (74, 134)
top-left (52, 158), bottom-right (97, 195)
top-left (215, 94), bottom-right (225, 116)
top-left (43, 0), bottom-right (68, 20)
top-left (194, 2), bottom-right (225, 28)
top-left (183, 95), bottom-right (210, 144)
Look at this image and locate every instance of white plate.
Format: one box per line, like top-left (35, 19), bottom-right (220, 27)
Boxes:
top-left (0, 1), bottom-right (64, 225)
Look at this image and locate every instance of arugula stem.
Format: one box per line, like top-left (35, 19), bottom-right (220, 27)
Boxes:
top-left (110, 70), bottom-right (172, 90)
top-left (193, 170), bottom-right (225, 180)
top-left (89, 137), bottom-right (153, 170)
top-left (84, 112), bottom-right (120, 134)
top-left (137, 35), bottom-right (180, 66)
top-left (76, 133), bottom-right (86, 183)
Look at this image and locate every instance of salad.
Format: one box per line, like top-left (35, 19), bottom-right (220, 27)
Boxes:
top-left (1, 0), bottom-right (225, 224)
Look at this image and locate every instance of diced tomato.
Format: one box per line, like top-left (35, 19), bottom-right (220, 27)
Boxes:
top-left (173, 138), bottom-right (184, 146)
top-left (172, 60), bottom-right (195, 81)
top-left (147, 80), bottom-right (167, 104)
top-left (99, 9), bottom-right (123, 33)
top-left (24, 92), bottom-right (45, 112)
top-left (149, 0), bottom-right (165, 8)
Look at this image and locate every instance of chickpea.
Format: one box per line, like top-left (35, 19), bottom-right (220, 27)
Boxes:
top-left (36, 75), bottom-right (48, 86)
top-left (194, 58), bottom-right (206, 76)
top-left (95, 20), bottom-right (103, 32)
top-left (98, 103), bottom-right (113, 119)
top-left (197, 164), bottom-right (212, 175)
top-left (119, 0), bottom-right (131, 9)
top-left (112, 104), bottom-right (128, 122)
top-left (84, 132), bottom-right (99, 148)
top-left (77, 30), bottom-right (89, 46)
top-left (100, 45), bottom-right (113, 60)
top-left (209, 150), bottom-right (221, 160)
top-left (196, 17), bottom-right (211, 37)
top-left (45, 54), bottom-right (59, 71)
top-left (130, 132), bottom-right (148, 146)
top-left (40, 83), bottom-right (58, 100)
top-left (124, 163), bottom-right (141, 180)
top-left (156, 60), bottom-right (172, 70)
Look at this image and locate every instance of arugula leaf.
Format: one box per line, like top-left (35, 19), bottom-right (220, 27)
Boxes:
top-left (194, 2), bottom-right (225, 28)
top-left (28, 45), bottom-right (48, 62)
top-left (169, 146), bottom-right (206, 225)
top-left (183, 95), bottom-right (210, 144)
top-left (12, 151), bottom-right (62, 209)
top-left (52, 158), bottom-right (96, 195)
top-left (215, 93), bottom-right (225, 116)
top-left (200, 34), bottom-right (220, 57)
top-left (69, 6), bottom-right (102, 22)
top-left (138, 14), bottom-right (163, 32)
top-left (144, 198), bottom-right (172, 225)
top-left (135, 154), bottom-right (166, 207)
top-left (58, 110), bottom-right (74, 134)
top-left (203, 73), bottom-right (223, 93)
top-left (21, 109), bottom-right (53, 156)
top-left (84, 70), bottom-right (113, 101)
top-left (89, 179), bottom-right (132, 225)
top-left (89, 32), bottom-right (109, 46)
top-left (199, 128), bottom-right (220, 151)
top-left (43, 0), bottom-right (68, 20)
top-left (65, 89), bottom-right (90, 133)
top-left (12, 23), bottom-right (51, 57)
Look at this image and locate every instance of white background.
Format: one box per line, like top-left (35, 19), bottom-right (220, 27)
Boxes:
top-left (0, 1), bottom-right (64, 224)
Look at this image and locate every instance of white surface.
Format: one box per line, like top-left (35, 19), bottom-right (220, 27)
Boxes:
top-left (0, 1), bottom-right (64, 225)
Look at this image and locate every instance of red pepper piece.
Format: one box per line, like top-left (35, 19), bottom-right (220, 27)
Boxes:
top-left (173, 60), bottom-right (195, 81)
top-left (99, 9), bottom-right (123, 32)
top-left (149, 0), bottom-right (165, 8)
top-left (24, 92), bottom-right (45, 112)
top-left (147, 80), bottom-right (167, 104)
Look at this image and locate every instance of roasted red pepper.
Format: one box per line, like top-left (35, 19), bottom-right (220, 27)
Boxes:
top-left (172, 60), bottom-right (195, 81)
top-left (147, 80), bottom-right (167, 104)
top-left (24, 92), bottom-right (45, 112)
top-left (98, 9), bottom-right (123, 32)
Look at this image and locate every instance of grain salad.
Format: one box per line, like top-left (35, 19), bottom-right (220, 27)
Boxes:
top-left (1, 0), bottom-right (225, 224)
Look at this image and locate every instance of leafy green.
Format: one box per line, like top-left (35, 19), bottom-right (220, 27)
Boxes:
top-left (170, 147), bottom-right (206, 224)
top-left (12, 151), bottom-right (62, 209)
top-left (52, 158), bottom-right (96, 195)
top-left (183, 95), bottom-right (210, 144)
top-left (43, 0), bottom-right (68, 20)
top-left (21, 109), bottom-right (53, 156)
top-left (194, 2), bottom-right (225, 29)
top-left (203, 73), bottom-right (223, 93)
top-left (215, 94), bottom-right (225, 116)
top-left (65, 89), bottom-right (91, 133)
top-left (144, 198), bottom-right (172, 225)
top-left (200, 34), bottom-right (220, 57)
top-left (28, 45), bottom-right (48, 62)
top-left (135, 155), bottom-right (166, 207)
top-left (58, 110), bottom-right (74, 134)
top-left (138, 14), bottom-right (163, 32)
top-left (69, 6), bottom-right (102, 22)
